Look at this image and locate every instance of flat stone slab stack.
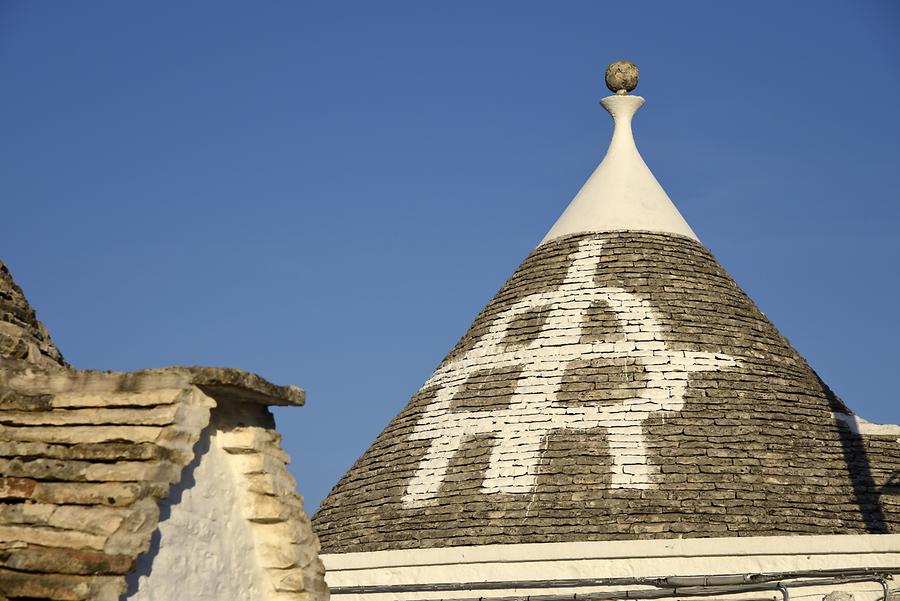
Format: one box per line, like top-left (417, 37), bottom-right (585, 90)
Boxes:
top-left (0, 364), bottom-right (326, 600)
top-left (0, 256), bottom-right (327, 600)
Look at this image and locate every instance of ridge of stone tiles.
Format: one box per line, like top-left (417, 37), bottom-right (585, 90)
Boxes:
top-left (0, 261), bottom-right (66, 369)
top-left (312, 230), bottom-right (899, 553)
top-left (214, 406), bottom-right (328, 600)
top-left (0, 364), bottom-right (311, 600)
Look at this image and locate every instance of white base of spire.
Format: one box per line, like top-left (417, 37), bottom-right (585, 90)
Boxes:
top-left (541, 95), bottom-right (698, 245)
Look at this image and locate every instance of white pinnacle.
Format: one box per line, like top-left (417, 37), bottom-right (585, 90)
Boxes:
top-left (541, 93), bottom-right (698, 244)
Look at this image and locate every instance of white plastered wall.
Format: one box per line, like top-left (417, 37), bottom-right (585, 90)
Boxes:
top-left (323, 535), bottom-right (900, 601)
top-left (126, 414), bottom-right (269, 601)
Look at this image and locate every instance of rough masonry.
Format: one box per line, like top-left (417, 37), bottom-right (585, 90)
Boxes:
top-left (0, 260), bottom-right (327, 601)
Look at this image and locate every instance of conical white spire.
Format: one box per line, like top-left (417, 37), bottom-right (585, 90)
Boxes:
top-left (541, 67), bottom-right (698, 245)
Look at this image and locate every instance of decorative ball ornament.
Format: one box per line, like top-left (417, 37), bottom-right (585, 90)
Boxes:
top-left (605, 61), bottom-right (639, 95)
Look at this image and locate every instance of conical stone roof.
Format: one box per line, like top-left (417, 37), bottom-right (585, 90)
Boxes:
top-left (313, 68), bottom-right (899, 553)
top-left (0, 261), bottom-right (66, 368)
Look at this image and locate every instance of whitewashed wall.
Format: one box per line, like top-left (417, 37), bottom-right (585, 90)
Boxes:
top-left (127, 420), bottom-right (268, 600)
top-left (125, 402), bottom-right (328, 601)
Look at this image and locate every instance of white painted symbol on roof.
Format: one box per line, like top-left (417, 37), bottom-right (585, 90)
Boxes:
top-left (402, 239), bottom-right (739, 508)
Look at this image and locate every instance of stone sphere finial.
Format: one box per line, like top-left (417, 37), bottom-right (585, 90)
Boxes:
top-left (605, 61), bottom-right (639, 95)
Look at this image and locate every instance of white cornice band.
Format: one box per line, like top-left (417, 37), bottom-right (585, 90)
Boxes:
top-left (323, 534), bottom-right (900, 601)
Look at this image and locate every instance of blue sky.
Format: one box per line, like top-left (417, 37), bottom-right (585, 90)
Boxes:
top-left (1, 1), bottom-right (898, 511)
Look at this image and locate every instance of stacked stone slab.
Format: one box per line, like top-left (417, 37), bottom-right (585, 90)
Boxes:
top-left (0, 262), bottom-right (327, 600)
top-left (313, 232), bottom-right (900, 552)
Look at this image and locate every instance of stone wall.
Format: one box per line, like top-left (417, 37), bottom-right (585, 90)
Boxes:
top-left (0, 366), bottom-right (327, 601)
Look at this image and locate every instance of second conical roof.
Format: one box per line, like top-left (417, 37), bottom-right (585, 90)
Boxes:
top-left (0, 261), bottom-right (66, 368)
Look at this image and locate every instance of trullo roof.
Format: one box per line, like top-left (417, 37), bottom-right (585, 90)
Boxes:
top-left (313, 70), bottom-right (900, 553)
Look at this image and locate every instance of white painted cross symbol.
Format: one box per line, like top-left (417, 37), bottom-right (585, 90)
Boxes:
top-left (402, 239), bottom-right (739, 508)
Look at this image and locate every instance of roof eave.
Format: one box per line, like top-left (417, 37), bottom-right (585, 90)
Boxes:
top-left (0, 362), bottom-right (305, 407)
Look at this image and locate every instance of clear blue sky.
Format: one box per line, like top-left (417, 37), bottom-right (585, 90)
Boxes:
top-left (2, 1), bottom-right (898, 511)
